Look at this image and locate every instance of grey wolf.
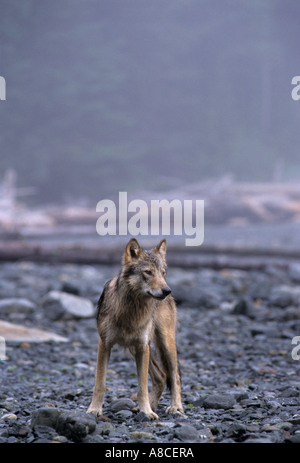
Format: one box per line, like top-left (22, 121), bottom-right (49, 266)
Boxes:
top-left (87, 238), bottom-right (183, 420)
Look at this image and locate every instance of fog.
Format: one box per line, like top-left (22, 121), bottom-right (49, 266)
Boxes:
top-left (0, 0), bottom-right (299, 206)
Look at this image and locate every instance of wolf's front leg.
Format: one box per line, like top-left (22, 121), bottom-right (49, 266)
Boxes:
top-left (87, 338), bottom-right (110, 418)
top-left (135, 344), bottom-right (159, 420)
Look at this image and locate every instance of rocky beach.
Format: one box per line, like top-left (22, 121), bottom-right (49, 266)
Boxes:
top-left (1, 255), bottom-right (300, 444)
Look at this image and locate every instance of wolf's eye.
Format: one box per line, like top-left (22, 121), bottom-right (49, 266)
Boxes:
top-left (144, 270), bottom-right (152, 276)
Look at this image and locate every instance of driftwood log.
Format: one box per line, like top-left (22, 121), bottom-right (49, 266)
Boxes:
top-left (0, 240), bottom-right (299, 271)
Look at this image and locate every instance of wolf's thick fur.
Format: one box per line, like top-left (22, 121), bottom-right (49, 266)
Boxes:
top-left (87, 238), bottom-right (183, 420)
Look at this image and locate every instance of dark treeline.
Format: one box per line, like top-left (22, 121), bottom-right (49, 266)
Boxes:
top-left (0, 0), bottom-right (300, 203)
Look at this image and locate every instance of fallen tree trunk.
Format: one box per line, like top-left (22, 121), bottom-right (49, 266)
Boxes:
top-left (0, 241), bottom-right (299, 270)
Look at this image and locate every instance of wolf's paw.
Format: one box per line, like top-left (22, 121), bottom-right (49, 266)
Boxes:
top-left (86, 406), bottom-right (100, 416)
top-left (142, 410), bottom-right (159, 420)
top-left (146, 410), bottom-right (159, 420)
top-left (133, 406), bottom-right (159, 420)
top-left (166, 405), bottom-right (185, 416)
top-left (87, 402), bottom-right (101, 415)
top-left (87, 407), bottom-right (111, 421)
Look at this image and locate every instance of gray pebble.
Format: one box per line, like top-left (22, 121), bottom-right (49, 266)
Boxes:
top-left (203, 393), bottom-right (236, 410)
top-left (109, 398), bottom-right (135, 412)
top-left (31, 408), bottom-right (61, 429)
top-left (115, 410), bottom-right (133, 420)
top-left (174, 424), bottom-right (199, 442)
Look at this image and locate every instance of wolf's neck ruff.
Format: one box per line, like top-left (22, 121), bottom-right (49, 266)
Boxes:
top-left (113, 281), bottom-right (156, 332)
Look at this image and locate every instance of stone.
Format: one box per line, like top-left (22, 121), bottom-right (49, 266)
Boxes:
top-left (0, 397), bottom-right (20, 412)
top-left (289, 415), bottom-right (300, 425)
top-left (101, 422), bottom-right (115, 436)
top-left (270, 285), bottom-right (300, 308)
top-left (55, 410), bottom-right (96, 442)
top-left (60, 281), bottom-right (80, 295)
top-left (9, 424), bottom-right (31, 438)
top-left (115, 410), bottom-right (133, 420)
top-left (31, 407), bottom-right (62, 429)
top-left (264, 398), bottom-right (282, 409)
top-left (244, 437), bottom-right (273, 443)
top-left (289, 263), bottom-right (300, 283)
top-left (130, 431), bottom-right (155, 441)
top-left (135, 411), bottom-right (151, 422)
top-left (7, 436), bottom-right (18, 443)
top-left (262, 424), bottom-right (281, 432)
top-left (285, 435), bottom-right (300, 443)
top-left (168, 271), bottom-right (221, 309)
top-left (198, 426), bottom-right (213, 440)
top-left (42, 290), bottom-right (94, 320)
top-left (109, 398), bottom-right (135, 412)
top-left (283, 307), bottom-right (300, 320)
top-left (229, 388), bottom-right (249, 402)
top-left (0, 298), bottom-right (36, 315)
top-left (83, 434), bottom-right (105, 443)
top-left (174, 424), bottom-right (199, 442)
top-left (227, 422), bottom-right (247, 438)
top-left (1, 413), bottom-right (17, 421)
top-left (249, 323), bottom-right (280, 338)
top-left (0, 319), bottom-right (68, 343)
top-left (203, 393), bottom-right (236, 410)
top-left (232, 298), bottom-right (255, 318)
top-left (52, 435), bottom-right (68, 443)
top-left (33, 425), bottom-right (57, 440)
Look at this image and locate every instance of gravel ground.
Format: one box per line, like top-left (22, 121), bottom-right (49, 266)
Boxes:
top-left (1, 259), bottom-right (300, 444)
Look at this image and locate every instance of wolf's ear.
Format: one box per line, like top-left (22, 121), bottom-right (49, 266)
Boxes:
top-left (155, 239), bottom-right (167, 260)
top-left (123, 238), bottom-right (142, 264)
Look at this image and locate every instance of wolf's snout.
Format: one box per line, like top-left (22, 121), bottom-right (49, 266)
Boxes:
top-left (162, 287), bottom-right (171, 298)
top-left (148, 286), bottom-right (171, 300)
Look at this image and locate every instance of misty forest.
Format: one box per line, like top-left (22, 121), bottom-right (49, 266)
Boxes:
top-left (1, 0), bottom-right (300, 205)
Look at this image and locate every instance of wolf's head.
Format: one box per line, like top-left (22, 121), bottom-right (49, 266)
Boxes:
top-left (121, 238), bottom-right (171, 300)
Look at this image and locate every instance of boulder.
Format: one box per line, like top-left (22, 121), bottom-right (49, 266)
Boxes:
top-left (31, 407), bottom-right (62, 429)
top-left (203, 393), bottom-right (236, 410)
top-left (109, 398), bottom-right (135, 412)
top-left (270, 285), bottom-right (300, 308)
top-left (31, 408), bottom-right (96, 443)
top-left (55, 410), bottom-right (96, 442)
top-left (42, 290), bottom-right (94, 320)
top-left (174, 424), bottom-right (199, 442)
top-left (0, 298), bottom-right (36, 315)
top-left (232, 298), bottom-right (255, 318)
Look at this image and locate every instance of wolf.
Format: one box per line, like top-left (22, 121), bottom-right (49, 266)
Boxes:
top-left (87, 238), bottom-right (184, 420)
